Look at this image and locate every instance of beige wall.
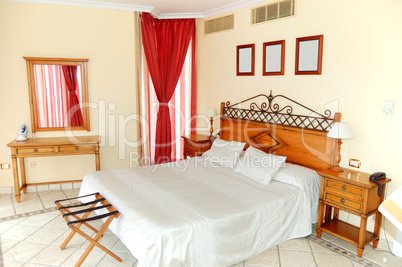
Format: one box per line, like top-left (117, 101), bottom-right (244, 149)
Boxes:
top-left (196, 0), bottom-right (402, 239)
top-left (0, 2), bottom-right (139, 186)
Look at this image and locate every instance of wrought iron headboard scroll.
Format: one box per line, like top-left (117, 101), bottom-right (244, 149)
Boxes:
top-left (223, 91), bottom-right (335, 131)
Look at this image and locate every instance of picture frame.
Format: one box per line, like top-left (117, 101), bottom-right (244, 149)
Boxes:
top-left (263, 40), bottom-right (285, 76)
top-left (295, 35), bottom-right (323, 75)
top-left (237, 44), bottom-right (255, 76)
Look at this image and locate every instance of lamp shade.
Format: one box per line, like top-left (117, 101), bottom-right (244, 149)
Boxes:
top-left (327, 122), bottom-right (354, 139)
top-left (206, 108), bottom-right (217, 118)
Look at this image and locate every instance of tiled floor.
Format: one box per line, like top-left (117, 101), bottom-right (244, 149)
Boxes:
top-left (1, 189), bottom-right (402, 267)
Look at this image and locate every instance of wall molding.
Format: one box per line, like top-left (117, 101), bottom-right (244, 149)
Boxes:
top-left (2, 0), bottom-right (268, 18)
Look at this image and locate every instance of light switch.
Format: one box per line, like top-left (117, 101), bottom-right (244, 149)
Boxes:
top-left (383, 100), bottom-right (394, 115)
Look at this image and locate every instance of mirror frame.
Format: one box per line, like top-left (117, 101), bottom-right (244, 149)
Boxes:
top-left (24, 57), bottom-right (90, 133)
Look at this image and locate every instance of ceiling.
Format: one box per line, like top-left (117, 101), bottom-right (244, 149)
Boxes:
top-left (8, 0), bottom-right (268, 18)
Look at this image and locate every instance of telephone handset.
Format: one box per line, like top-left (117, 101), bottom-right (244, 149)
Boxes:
top-left (16, 124), bottom-right (28, 141)
top-left (369, 172), bottom-right (386, 197)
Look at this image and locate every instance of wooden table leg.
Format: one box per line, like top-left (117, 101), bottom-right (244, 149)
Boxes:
top-left (95, 151), bottom-right (100, 171)
top-left (357, 215), bottom-right (368, 257)
top-left (325, 205), bottom-right (333, 221)
top-left (11, 155), bottom-right (21, 203)
top-left (19, 158), bottom-right (27, 194)
top-left (372, 211), bottom-right (382, 248)
top-left (316, 201), bottom-right (325, 238)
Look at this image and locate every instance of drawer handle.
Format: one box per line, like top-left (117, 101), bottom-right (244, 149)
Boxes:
top-left (342, 185), bottom-right (347, 191)
top-left (340, 198), bottom-right (345, 204)
top-left (34, 148), bottom-right (38, 152)
top-left (75, 146), bottom-right (79, 150)
top-left (188, 151), bottom-right (192, 154)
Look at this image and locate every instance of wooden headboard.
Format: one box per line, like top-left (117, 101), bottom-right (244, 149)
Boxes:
top-left (219, 92), bottom-right (341, 170)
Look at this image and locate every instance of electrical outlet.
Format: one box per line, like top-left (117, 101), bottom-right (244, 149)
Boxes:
top-left (349, 158), bottom-right (361, 168)
top-left (383, 100), bottom-right (394, 115)
top-left (30, 161), bottom-right (37, 168)
top-left (1, 163), bottom-right (10, 169)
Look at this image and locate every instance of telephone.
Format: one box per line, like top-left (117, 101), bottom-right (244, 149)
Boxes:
top-left (16, 124), bottom-right (28, 141)
top-left (369, 172), bottom-right (386, 197)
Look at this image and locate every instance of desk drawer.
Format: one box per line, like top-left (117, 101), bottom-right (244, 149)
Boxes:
top-left (17, 147), bottom-right (54, 155)
top-left (325, 179), bottom-right (363, 198)
top-left (324, 192), bottom-right (362, 212)
top-left (59, 145), bottom-right (95, 153)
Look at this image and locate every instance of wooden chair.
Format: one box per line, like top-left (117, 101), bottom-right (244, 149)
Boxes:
top-left (55, 192), bottom-right (122, 267)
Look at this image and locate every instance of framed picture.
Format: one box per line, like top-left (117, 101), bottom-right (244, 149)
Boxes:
top-left (295, 35), bottom-right (323, 75)
top-left (237, 44), bottom-right (255, 76)
top-left (263, 40), bottom-right (285, 76)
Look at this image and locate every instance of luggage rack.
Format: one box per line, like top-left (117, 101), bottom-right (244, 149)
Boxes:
top-left (55, 192), bottom-right (121, 267)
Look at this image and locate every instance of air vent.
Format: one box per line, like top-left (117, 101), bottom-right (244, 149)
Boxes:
top-left (205, 14), bottom-right (234, 34)
top-left (252, 0), bottom-right (295, 25)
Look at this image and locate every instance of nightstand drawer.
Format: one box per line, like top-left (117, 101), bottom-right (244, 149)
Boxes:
top-left (183, 148), bottom-right (203, 157)
top-left (325, 179), bottom-right (363, 198)
top-left (324, 192), bottom-right (362, 212)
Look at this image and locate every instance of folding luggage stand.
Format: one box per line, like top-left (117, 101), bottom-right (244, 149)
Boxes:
top-left (55, 192), bottom-right (122, 267)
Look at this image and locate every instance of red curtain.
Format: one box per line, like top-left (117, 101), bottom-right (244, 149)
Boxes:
top-left (141, 13), bottom-right (195, 163)
top-left (62, 65), bottom-right (83, 127)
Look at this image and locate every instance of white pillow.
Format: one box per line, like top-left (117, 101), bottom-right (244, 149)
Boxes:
top-left (234, 146), bottom-right (287, 185)
top-left (203, 139), bottom-right (246, 169)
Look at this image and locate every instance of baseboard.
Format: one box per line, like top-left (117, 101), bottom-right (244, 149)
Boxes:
top-left (0, 182), bottom-right (81, 194)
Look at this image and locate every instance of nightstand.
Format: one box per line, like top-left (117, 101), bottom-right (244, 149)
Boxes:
top-left (316, 168), bottom-right (391, 257)
top-left (182, 134), bottom-right (214, 159)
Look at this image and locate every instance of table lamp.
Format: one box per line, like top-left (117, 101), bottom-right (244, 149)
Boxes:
top-left (206, 108), bottom-right (217, 136)
top-left (327, 122), bottom-right (354, 172)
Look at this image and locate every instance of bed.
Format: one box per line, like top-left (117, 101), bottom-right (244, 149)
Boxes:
top-left (79, 92), bottom-right (342, 267)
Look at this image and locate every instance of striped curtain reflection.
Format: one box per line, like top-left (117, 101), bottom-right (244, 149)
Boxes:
top-left (33, 65), bottom-right (82, 128)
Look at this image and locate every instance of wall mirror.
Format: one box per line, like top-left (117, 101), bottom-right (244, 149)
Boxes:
top-left (263, 40), bottom-right (285, 76)
top-left (24, 57), bottom-right (90, 133)
top-left (295, 35), bottom-right (323, 75)
top-left (237, 44), bottom-right (255, 76)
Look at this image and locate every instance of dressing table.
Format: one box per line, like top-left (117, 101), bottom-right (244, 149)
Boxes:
top-left (7, 136), bottom-right (100, 203)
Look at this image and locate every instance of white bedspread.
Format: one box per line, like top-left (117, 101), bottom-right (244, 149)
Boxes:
top-left (79, 158), bottom-right (320, 267)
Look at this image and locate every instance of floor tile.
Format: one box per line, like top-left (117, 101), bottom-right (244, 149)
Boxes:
top-left (25, 227), bottom-right (67, 244)
top-left (0, 222), bottom-right (15, 234)
top-left (332, 238), bottom-right (372, 255)
top-left (51, 230), bottom-right (88, 248)
top-left (1, 224), bottom-right (40, 241)
top-left (309, 240), bottom-right (337, 254)
top-left (89, 233), bottom-right (119, 251)
top-left (60, 247), bottom-right (107, 267)
top-left (62, 188), bottom-right (80, 199)
top-left (96, 251), bottom-right (138, 267)
top-left (20, 213), bottom-right (58, 227)
top-left (29, 244), bottom-right (76, 265)
top-left (245, 248), bottom-right (280, 266)
top-left (2, 260), bottom-right (25, 267)
top-left (314, 252), bottom-right (354, 266)
top-left (279, 250), bottom-right (316, 267)
top-left (44, 215), bottom-right (70, 230)
top-left (364, 249), bottom-right (402, 266)
top-left (0, 194), bottom-right (15, 217)
top-left (0, 238), bottom-right (19, 253)
top-left (279, 237), bottom-right (311, 251)
top-left (111, 239), bottom-right (131, 253)
top-left (3, 241), bottom-right (47, 262)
